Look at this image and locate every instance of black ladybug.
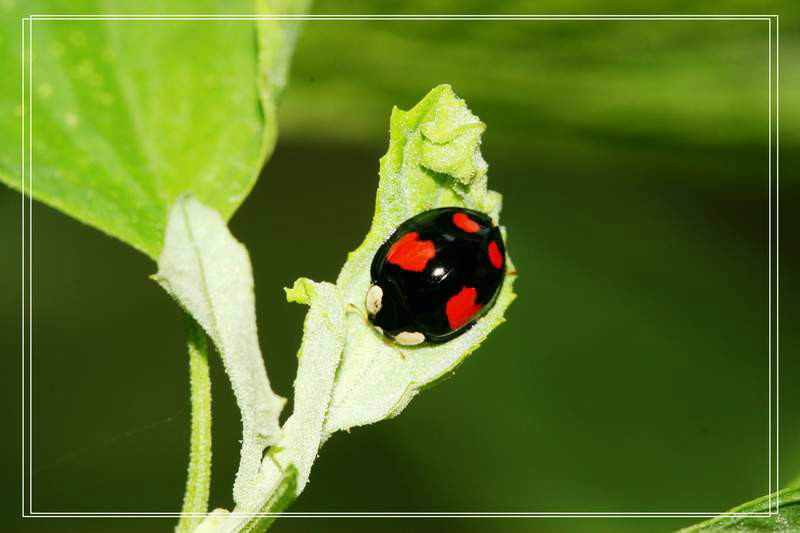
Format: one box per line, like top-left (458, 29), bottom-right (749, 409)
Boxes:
top-left (366, 207), bottom-right (506, 345)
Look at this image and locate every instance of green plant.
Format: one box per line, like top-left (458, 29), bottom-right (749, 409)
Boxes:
top-left (154, 82), bottom-right (517, 531)
top-left (5, 3), bottom-right (521, 530)
top-left (3, 3), bottom-right (794, 533)
top-left (2, 1), bottom-right (309, 529)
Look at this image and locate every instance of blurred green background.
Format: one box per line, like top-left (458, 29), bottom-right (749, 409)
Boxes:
top-left (2, 1), bottom-right (798, 532)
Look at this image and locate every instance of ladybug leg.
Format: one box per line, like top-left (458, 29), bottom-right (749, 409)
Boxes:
top-left (506, 270), bottom-right (518, 277)
top-left (391, 345), bottom-right (407, 360)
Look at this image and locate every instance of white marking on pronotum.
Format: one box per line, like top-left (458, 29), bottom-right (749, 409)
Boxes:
top-left (366, 284), bottom-right (383, 315)
top-left (394, 331), bottom-right (425, 346)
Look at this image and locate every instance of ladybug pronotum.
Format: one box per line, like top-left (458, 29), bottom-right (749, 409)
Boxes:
top-left (366, 207), bottom-right (506, 345)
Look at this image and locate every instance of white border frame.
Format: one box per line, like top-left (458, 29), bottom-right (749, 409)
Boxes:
top-left (20, 13), bottom-right (780, 520)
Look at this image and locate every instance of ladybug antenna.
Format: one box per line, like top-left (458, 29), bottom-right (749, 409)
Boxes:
top-left (347, 303), bottom-right (369, 324)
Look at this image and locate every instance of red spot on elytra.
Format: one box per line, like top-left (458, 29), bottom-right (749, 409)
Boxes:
top-left (488, 240), bottom-right (504, 269)
top-left (452, 212), bottom-right (480, 233)
top-left (446, 286), bottom-right (482, 330)
top-left (387, 232), bottom-right (436, 272)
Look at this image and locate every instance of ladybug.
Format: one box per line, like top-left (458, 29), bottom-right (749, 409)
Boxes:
top-left (366, 207), bottom-right (506, 345)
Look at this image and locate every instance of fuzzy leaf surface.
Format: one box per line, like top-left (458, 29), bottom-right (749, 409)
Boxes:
top-left (220, 280), bottom-right (345, 532)
top-left (155, 196), bottom-right (285, 508)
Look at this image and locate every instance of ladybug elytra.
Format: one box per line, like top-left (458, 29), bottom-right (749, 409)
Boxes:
top-left (366, 207), bottom-right (506, 345)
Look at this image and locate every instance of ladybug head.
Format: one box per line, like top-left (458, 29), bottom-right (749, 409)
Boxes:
top-left (365, 283), bottom-right (425, 346)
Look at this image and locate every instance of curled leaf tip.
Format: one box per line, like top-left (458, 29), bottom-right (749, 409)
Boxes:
top-left (284, 277), bottom-right (315, 305)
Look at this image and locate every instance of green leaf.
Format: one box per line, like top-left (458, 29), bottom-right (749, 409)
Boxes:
top-left (1, 0), bottom-right (307, 258)
top-left (176, 314), bottom-right (212, 533)
top-left (677, 487), bottom-right (800, 533)
top-left (220, 280), bottom-right (345, 532)
top-left (274, 278), bottom-right (345, 491)
top-left (325, 84), bottom-right (516, 433)
top-left (155, 195), bottom-right (285, 508)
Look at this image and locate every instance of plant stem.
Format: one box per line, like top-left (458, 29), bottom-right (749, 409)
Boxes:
top-left (176, 314), bottom-right (212, 533)
top-left (237, 465), bottom-right (298, 533)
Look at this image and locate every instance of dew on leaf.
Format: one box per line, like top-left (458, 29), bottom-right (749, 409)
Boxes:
top-left (48, 42), bottom-right (65, 58)
top-left (75, 58), bottom-right (96, 78)
top-left (37, 83), bottom-right (53, 98)
top-left (64, 112), bottom-right (79, 128)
